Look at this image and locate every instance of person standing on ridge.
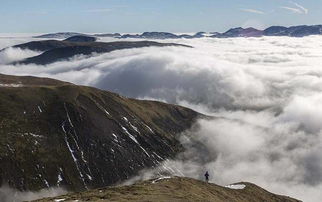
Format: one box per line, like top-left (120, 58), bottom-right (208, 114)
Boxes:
top-left (205, 171), bottom-right (209, 183)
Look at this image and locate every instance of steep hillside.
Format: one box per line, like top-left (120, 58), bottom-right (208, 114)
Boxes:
top-left (0, 74), bottom-right (200, 192)
top-left (33, 177), bottom-right (301, 202)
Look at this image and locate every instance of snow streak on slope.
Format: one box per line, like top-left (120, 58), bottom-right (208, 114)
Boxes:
top-left (2, 35), bottom-right (322, 201)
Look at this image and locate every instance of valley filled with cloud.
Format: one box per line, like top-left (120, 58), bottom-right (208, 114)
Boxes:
top-left (1, 35), bottom-right (322, 201)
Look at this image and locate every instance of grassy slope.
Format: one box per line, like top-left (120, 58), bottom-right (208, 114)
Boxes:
top-left (33, 177), bottom-right (301, 202)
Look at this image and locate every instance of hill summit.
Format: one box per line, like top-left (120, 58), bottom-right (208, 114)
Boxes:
top-left (33, 177), bottom-right (301, 202)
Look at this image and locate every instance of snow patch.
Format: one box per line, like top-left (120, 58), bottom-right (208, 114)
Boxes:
top-left (61, 120), bottom-right (86, 188)
top-left (57, 168), bottom-right (63, 186)
top-left (144, 124), bottom-right (154, 133)
top-left (225, 184), bottom-right (246, 190)
top-left (24, 133), bottom-right (43, 138)
top-left (121, 126), bottom-right (150, 157)
top-left (44, 179), bottom-right (50, 188)
top-left (123, 117), bottom-right (140, 133)
top-left (93, 100), bottom-right (110, 116)
top-left (86, 174), bottom-right (93, 181)
top-left (54, 199), bottom-right (66, 202)
top-left (112, 133), bottom-right (119, 143)
top-left (62, 103), bottom-right (92, 189)
top-left (152, 176), bottom-right (172, 184)
top-left (121, 126), bottom-right (138, 144)
top-left (37, 106), bottom-right (43, 113)
top-left (129, 122), bottom-right (139, 133)
top-left (104, 109), bottom-right (110, 115)
top-left (0, 83), bottom-right (23, 87)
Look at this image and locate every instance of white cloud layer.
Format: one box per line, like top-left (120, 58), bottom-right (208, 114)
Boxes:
top-left (2, 35), bottom-right (322, 201)
top-left (0, 47), bottom-right (41, 64)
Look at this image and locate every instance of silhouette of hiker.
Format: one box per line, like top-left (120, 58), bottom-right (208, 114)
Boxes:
top-left (204, 171), bottom-right (209, 183)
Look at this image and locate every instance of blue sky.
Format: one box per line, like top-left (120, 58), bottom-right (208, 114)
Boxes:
top-left (0, 0), bottom-right (320, 33)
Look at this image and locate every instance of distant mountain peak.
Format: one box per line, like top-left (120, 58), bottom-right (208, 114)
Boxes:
top-left (34, 32), bottom-right (88, 39)
top-left (32, 24), bottom-right (322, 40)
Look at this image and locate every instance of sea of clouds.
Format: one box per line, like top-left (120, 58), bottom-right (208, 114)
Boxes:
top-left (1, 35), bottom-right (322, 201)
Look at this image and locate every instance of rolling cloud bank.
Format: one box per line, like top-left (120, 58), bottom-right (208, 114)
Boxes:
top-left (1, 36), bottom-right (322, 201)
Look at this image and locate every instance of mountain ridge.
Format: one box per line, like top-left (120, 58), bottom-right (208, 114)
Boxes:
top-left (0, 74), bottom-right (201, 192)
top-left (33, 24), bottom-right (322, 39)
top-left (1, 40), bottom-right (192, 65)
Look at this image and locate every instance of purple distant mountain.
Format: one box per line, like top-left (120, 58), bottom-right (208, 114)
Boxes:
top-left (212, 25), bottom-right (322, 38)
top-left (117, 25), bottom-right (322, 39)
top-left (216, 27), bottom-right (263, 38)
top-left (263, 25), bottom-right (322, 37)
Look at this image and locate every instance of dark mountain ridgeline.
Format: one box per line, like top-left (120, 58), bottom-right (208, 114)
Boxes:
top-left (34, 32), bottom-right (89, 39)
top-left (34, 33), bottom-right (121, 39)
top-left (0, 74), bottom-right (201, 192)
top-left (11, 40), bottom-right (76, 52)
top-left (63, 35), bottom-right (97, 42)
top-left (3, 40), bottom-right (192, 65)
